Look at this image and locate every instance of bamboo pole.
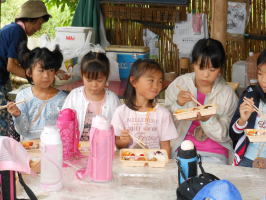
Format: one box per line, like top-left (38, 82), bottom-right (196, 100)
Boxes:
top-left (210, 0), bottom-right (227, 47)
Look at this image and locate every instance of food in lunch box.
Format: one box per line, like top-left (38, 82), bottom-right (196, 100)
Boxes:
top-left (174, 104), bottom-right (217, 120)
top-left (246, 129), bottom-right (266, 136)
top-left (136, 156), bottom-right (146, 161)
top-left (147, 150), bottom-right (166, 162)
top-left (120, 149), bottom-right (168, 167)
top-left (203, 105), bottom-right (213, 109)
top-left (121, 151), bottom-right (147, 161)
top-left (174, 109), bottom-right (186, 114)
top-left (121, 151), bottom-right (136, 160)
top-left (244, 129), bottom-right (266, 142)
top-left (192, 107), bottom-right (200, 111)
top-left (21, 140), bottom-right (39, 150)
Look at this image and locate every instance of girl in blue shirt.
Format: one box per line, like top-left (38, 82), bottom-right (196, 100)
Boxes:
top-left (230, 49), bottom-right (266, 168)
top-left (7, 42), bottom-right (67, 140)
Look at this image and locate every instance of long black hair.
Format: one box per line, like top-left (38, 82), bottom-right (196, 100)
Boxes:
top-left (18, 41), bottom-right (63, 84)
top-left (124, 59), bottom-right (164, 111)
top-left (192, 38), bottom-right (226, 69)
top-left (80, 51), bottom-right (110, 80)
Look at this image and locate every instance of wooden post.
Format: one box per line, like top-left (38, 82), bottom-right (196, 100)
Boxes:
top-left (211, 0), bottom-right (228, 47)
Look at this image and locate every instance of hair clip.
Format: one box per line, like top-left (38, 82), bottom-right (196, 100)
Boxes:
top-left (90, 44), bottom-right (105, 54)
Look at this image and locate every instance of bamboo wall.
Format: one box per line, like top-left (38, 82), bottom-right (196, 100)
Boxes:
top-left (101, 0), bottom-right (266, 81)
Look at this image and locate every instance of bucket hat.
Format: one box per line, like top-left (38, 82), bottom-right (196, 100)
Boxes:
top-left (16, 0), bottom-right (51, 19)
top-left (193, 180), bottom-right (243, 200)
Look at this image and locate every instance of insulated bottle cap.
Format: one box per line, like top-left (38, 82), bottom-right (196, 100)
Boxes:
top-left (177, 140), bottom-right (197, 158)
top-left (181, 140), bottom-right (194, 150)
top-left (91, 115), bottom-right (111, 130)
top-left (40, 126), bottom-right (61, 145)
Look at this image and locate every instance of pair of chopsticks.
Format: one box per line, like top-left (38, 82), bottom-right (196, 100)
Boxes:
top-left (243, 97), bottom-right (265, 117)
top-left (128, 133), bottom-right (148, 149)
top-left (0, 100), bottom-right (26, 111)
top-left (120, 126), bottom-right (148, 149)
top-left (176, 85), bottom-right (203, 106)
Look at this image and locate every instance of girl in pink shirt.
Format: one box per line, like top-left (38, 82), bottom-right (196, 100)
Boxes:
top-left (165, 38), bottom-right (238, 163)
top-left (111, 59), bottom-right (178, 158)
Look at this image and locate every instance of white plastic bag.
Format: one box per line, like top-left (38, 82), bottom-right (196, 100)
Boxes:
top-left (106, 52), bottom-right (120, 81)
top-left (40, 33), bottom-right (107, 86)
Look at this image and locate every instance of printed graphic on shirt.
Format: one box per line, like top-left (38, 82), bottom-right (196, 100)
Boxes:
top-left (81, 111), bottom-right (94, 141)
top-left (257, 120), bottom-right (266, 129)
top-left (126, 114), bottom-right (160, 149)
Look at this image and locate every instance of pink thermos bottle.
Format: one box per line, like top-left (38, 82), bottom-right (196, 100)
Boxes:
top-left (57, 108), bottom-right (81, 166)
top-left (76, 115), bottom-right (115, 182)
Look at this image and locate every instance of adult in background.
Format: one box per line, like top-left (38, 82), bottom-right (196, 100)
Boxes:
top-left (0, 0), bottom-right (51, 136)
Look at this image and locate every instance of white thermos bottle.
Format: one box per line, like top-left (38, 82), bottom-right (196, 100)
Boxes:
top-left (40, 126), bottom-right (63, 191)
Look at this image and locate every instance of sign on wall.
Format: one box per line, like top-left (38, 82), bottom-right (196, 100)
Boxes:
top-left (227, 1), bottom-right (247, 35)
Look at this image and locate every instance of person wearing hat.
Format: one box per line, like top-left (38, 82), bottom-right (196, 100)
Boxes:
top-left (0, 0), bottom-right (51, 136)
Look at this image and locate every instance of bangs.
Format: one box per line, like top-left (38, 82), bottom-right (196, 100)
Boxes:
top-left (198, 53), bottom-right (221, 70)
top-left (84, 71), bottom-right (105, 80)
top-left (81, 61), bottom-right (109, 80)
top-left (135, 61), bottom-right (164, 79)
top-left (192, 38), bottom-right (225, 70)
top-left (32, 48), bottom-right (62, 71)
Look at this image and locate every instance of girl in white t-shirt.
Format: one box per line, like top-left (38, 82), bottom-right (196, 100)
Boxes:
top-left (111, 59), bottom-right (178, 157)
top-left (62, 52), bottom-right (120, 141)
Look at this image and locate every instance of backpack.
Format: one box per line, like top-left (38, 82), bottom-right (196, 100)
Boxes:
top-left (176, 155), bottom-right (219, 200)
top-left (0, 171), bottom-right (37, 200)
top-left (0, 136), bottom-right (37, 200)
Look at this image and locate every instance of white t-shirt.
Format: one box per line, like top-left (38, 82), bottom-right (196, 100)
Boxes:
top-left (111, 104), bottom-right (178, 149)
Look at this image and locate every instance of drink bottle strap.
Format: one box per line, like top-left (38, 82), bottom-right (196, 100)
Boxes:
top-left (17, 172), bottom-right (37, 200)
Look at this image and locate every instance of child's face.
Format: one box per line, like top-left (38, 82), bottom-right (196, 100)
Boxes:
top-left (131, 69), bottom-right (163, 100)
top-left (193, 59), bottom-right (221, 88)
top-left (82, 73), bottom-right (107, 96)
top-left (257, 64), bottom-right (266, 92)
top-left (29, 62), bottom-right (56, 88)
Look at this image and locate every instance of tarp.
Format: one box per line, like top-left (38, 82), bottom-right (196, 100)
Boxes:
top-left (71, 0), bottom-right (100, 44)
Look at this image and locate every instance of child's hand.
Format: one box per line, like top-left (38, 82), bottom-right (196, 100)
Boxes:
top-left (239, 97), bottom-right (255, 125)
top-left (120, 130), bottom-right (133, 146)
top-left (187, 112), bottom-right (214, 122)
top-left (7, 102), bottom-right (21, 117)
top-left (56, 69), bottom-right (71, 80)
top-left (177, 90), bottom-right (192, 106)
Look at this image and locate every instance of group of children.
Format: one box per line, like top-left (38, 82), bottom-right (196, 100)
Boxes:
top-left (6, 38), bottom-right (266, 169)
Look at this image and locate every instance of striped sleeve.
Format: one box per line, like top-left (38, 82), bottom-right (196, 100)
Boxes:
top-left (232, 119), bottom-right (248, 134)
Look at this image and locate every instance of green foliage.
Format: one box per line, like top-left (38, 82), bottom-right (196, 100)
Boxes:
top-left (43, 0), bottom-right (78, 14)
top-left (0, 0), bottom-right (77, 38)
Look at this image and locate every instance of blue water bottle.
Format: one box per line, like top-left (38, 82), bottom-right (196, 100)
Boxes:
top-left (176, 140), bottom-right (198, 184)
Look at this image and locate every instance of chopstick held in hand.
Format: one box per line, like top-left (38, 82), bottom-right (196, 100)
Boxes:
top-left (128, 133), bottom-right (148, 149)
top-left (0, 100), bottom-right (26, 111)
top-left (176, 85), bottom-right (203, 106)
top-left (243, 97), bottom-right (266, 119)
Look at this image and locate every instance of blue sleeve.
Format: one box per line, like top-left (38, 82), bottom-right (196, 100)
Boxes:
top-left (13, 91), bottom-right (30, 137)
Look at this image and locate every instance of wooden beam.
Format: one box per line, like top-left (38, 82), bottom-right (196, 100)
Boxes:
top-left (211, 0), bottom-right (228, 47)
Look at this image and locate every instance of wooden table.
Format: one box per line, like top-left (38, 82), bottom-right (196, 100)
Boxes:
top-left (17, 156), bottom-right (266, 200)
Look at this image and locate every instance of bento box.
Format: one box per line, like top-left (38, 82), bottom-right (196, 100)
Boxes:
top-left (120, 149), bottom-right (168, 167)
top-left (21, 140), bottom-right (41, 173)
top-left (244, 129), bottom-right (266, 142)
top-left (21, 139), bottom-right (40, 151)
top-left (173, 104), bottom-right (217, 120)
